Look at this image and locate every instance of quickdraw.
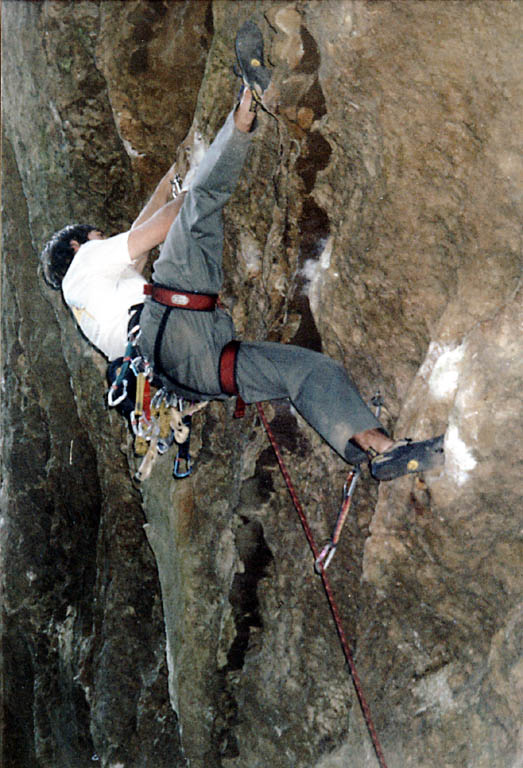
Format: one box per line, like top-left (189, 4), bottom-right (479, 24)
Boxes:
top-left (107, 320), bottom-right (143, 408)
top-left (315, 466), bottom-right (361, 572)
top-left (313, 391), bottom-right (384, 571)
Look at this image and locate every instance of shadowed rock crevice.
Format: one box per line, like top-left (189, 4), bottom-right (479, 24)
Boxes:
top-left (285, 25), bottom-right (331, 352)
top-left (291, 196), bottom-right (330, 351)
top-left (211, 518), bottom-right (273, 761)
top-left (227, 518), bottom-right (274, 670)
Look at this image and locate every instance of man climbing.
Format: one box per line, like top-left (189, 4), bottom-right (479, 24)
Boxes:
top-left (40, 21), bottom-right (443, 482)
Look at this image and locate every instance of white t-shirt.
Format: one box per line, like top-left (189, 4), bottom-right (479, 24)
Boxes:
top-left (62, 231), bottom-right (146, 361)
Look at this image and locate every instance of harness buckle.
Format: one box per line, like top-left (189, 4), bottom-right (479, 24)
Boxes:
top-left (170, 293), bottom-right (190, 306)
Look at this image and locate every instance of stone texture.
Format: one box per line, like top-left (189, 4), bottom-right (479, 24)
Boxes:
top-left (2, 2), bottom-right (521, 768)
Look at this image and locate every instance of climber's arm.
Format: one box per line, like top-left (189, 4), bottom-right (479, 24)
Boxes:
top-left (127, 193), bottom-right (186, 273)
top-left (131, 162), bottom-right (179, 230)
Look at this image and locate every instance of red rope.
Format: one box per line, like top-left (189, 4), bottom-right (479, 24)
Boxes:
top-left (256, 402), bottom-right (389, 768)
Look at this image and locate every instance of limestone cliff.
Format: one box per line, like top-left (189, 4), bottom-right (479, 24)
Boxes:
top-left (2, 2), bottom-right (521, 767)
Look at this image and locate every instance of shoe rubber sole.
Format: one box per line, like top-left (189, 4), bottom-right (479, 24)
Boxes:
top-left (235, 20), bottom-right (271, 96)
top-left (370, 434), bottom-right (445, 481)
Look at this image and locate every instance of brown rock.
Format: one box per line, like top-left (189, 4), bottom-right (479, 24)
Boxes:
top-left (2, 1), bottom-right (521, 767)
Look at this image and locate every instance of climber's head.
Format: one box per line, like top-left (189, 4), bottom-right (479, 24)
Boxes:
top-left (40, 224), bottom-right (101, 290)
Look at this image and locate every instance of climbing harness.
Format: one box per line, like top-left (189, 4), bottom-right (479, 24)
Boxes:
top-left (218, 339), bottom-right (247, 418)
top-left (146, 283), bottom-right (223, 399)
top-left (106, 305), bottom-right (209, 482)
top-left (218, 340), bottom-right (241, 396)
top-left (107, 282), bottom-right (245, 481)
top-left (255, 402), bottom-right (389, 768)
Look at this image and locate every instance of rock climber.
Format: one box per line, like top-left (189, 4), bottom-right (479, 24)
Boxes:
top-left (40, 21), bottom-right (443, 481)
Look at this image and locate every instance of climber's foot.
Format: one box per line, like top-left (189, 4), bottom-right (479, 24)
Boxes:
top-left (369, 435), bottom-right (445, 481)
top-left (235, 20), bottom-right (271, 101)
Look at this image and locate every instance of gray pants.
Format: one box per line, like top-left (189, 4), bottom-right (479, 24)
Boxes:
top-left (139, 110), bottom-right (381, 463)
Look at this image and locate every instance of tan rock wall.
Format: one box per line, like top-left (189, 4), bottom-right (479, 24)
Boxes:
top-left (2, 2), bottom-right (521, 767)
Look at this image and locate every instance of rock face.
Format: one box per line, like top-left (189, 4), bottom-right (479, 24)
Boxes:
top-left (2, 2), bottom-right (521, 767)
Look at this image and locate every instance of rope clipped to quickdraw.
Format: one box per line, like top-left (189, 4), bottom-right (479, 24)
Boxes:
top-left (315, 467), bottom-right (361, 572)
top-left (255, 402), bottom-right (389, 768)
top-left (314, 390), bottom-right (388, 568)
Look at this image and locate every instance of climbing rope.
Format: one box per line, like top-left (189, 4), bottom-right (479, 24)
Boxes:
top-left (255, 402), bottom-right (389, 768)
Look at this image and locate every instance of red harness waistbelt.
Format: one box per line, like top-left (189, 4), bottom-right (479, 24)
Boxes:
top-left (144, 283), bottom-right (218, 311)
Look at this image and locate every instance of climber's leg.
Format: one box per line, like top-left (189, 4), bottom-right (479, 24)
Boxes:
top-left (235, 340), bottom-right (445, 476)
top-left (138, 90), bottom-right (258, 396)
top-left (235, 341), bottom-right (382, 464)
top-left (150, 89), bottom-right (255, 294)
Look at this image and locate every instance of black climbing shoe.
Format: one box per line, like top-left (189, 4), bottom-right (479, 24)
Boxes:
top-left (235, 20), bottom-right (271, 100)
top-left (370, 435), bottom-right (445, 481)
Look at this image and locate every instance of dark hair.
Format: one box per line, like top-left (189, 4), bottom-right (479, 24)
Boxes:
top-left (40, 224), bottom-right (98, 290)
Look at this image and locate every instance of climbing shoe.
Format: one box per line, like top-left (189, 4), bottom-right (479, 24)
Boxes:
top-left (369, 435), bottom-right (445, 481)
top-left (235, 20), bottom-right (271, 100)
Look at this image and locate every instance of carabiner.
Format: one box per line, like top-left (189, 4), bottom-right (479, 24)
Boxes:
top-left (343, 466), bottom-right (361, 499)
top-left (173, 451), bottom-right (193, 479)
top-left (108, 379), bottom-right (128, 407)
top-left (315, 542), bottom-right (337, 573)
top-left (170, 174), bottom-right (183, 198)
top-left (173, 432), bottom-right (193, 478)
